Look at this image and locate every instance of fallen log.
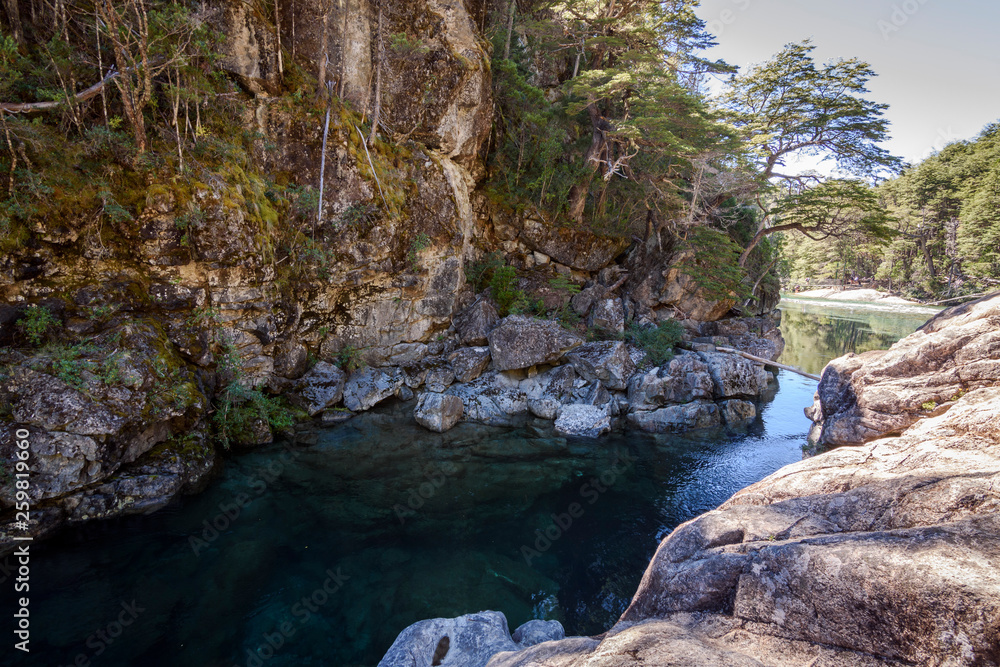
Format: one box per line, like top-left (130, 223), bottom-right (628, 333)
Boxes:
top-left (0, 68), bottom-right (119, 114)
top-left (716, 346), bottom-right (821, 382)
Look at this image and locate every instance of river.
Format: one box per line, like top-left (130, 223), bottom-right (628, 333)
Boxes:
top-left (1, 299), bottom-right (939, 667)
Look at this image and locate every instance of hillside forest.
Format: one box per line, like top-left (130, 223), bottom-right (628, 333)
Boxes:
top-left (0, 0), bottom-right (995, 305)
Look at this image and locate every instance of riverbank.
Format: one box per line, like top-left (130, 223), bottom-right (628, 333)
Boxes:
top-left (377, 293), bottom-right (1000, 666)
top-left (781, 290), bottom-right (942, 316)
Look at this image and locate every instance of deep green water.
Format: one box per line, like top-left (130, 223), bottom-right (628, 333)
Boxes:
top-left (2, 302), bottom-right (934, 667)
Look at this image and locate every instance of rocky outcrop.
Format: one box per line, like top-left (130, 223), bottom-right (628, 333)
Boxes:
top-left (519, 218), bottom-right (629, 272)
top-left (487, 316), bottom-right (583, 371)
top-left (0, 321), bottom-right (213, 549)
top-left (389, 293), bottom-right (1000, 667)
top-left (289, 361), bottom-right (346, 416)
top-left (379, 612), bottom-right (575, 667)
top-left (806, 292), bottom-right (1000, 448)
top-left (378, 611), bottom-right (518, 667)
top-left (449, 346), bottom-right (491, 384)
top-left (343, 367), bottom-right (405, 412)
top-left (566, 341), bottom-right (635, 391)
top-left (454, 299), bottom-right (499, 346)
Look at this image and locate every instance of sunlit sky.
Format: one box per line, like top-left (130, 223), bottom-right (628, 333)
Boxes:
top-left (695, 0), bottom-right (1000, 166)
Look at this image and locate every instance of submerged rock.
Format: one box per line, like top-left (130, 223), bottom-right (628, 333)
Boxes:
top-left (719, 399), bottom-right (756, 426)
top-left (414, 393), bottom-right (464, 433)
top-left (554, 404), bottom-right (611, 438)
top-left (487, 316), bottom-right (583, 371)
top-left (377, 611), bottom-right (518, 667)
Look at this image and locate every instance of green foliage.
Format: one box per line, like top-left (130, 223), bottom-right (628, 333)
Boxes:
top-left (549, 273), bottom-right (582, 295)
top-left (213, 381), bottom-right (294, 449)
top-left (489, 265), bottom-right (527, 316)
top-left (467, 252), bottom-right (505, 292)
top-left (487, 0), bottom-right (733, 236)
top-left (408, 233), bottom-right (431, 267)
top-left (16, 305), bottom-right (58, 347)
top-left (677, 227), bottom-right (750, 302)
top-left (389, 32), bottom-right (430, 59)
top-left (724, 40), bottom-right (902, 181)
top-left (626, 320), bottom-right (685, 367)
top-left (213, 337), bottom-right (294, 449)
top-left (335, 345), bottom-right (366, 373)
top-left (782, 121), bottom-right (1000, 297)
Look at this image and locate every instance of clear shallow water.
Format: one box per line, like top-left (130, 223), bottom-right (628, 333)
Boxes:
top-left (3, 304), bottom-right (934, 667)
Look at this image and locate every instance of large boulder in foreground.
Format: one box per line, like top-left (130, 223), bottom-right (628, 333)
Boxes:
top-left (806, 291), bottom-right (1000, 448)
top-left (378, 611), bottom-right (517, 667)
top-left (487, 316), bottom-right (583, 371)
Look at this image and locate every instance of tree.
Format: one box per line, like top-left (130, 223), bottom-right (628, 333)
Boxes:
top-left (724, 41), bottom-right (903, 265)
top-left (764, 179), bottom-right (895, 245)
top-left (490, 0), bottom-right (735, 238)
top-left (97, 0), bottom-right (201, 153)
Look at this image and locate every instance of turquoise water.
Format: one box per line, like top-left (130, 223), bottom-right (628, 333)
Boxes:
top-left (2, 304), bottom-right (933, 667)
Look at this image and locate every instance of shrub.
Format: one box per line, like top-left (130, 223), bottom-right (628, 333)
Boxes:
top-left (626, 320), bottom-right (684, 367)
top-left (214, 382), bottom-right (295, 449)
top-left (467, 251), bottom-right (504, 292)
top-left (336, 345), bottom-right (366, 373)
top-left (17, 305), bottom-right (58, 347)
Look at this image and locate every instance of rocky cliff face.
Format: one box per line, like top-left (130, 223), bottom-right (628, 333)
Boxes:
top-left (377, 294), bottom-right (1000, 666)
top-left (0, 0), bottom-right (778, 550)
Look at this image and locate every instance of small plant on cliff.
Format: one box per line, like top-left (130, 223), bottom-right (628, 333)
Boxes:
top-left (626, 320), bottom-right (684, 368)
top-left (408, 233), bottom-right (431, 268)
top-left (16, 305), bottom-right (59, 347)
top-left (467, 251), bottom-right (504, 292)
top-left (335, 345), bottom-right (366, 373)
top-left (389, 32), bottom-right (431, 59)
top-left (489, 265), bottom-right (521, 316)
top-left (213, 337), bottom-right (295, 449)
top-left (549, 273), bottom-right (581, 295)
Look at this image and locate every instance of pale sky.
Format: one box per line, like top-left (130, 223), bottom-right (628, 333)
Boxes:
top-left (695, 0), bottom-right (1000, 166)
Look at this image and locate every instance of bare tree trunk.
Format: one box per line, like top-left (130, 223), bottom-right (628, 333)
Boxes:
top-left (368, 0), bottom-right (383, 146)
top-left (96, 10), bottom-right (109, 127)
top-left (2, 114), bottom-right (17, 195)
top-left (318, 0), bottom-right (330, 93)
top-left (317, 96), bottom-right (332, 236)
top-left (274, 0), bottom-right (284, 78)
top-left (3, 0), bottom-right (21, 43)
top-left (503, 0), bottom-right (515, 60)
top-left (567, 104), bottom-right (606, 223)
